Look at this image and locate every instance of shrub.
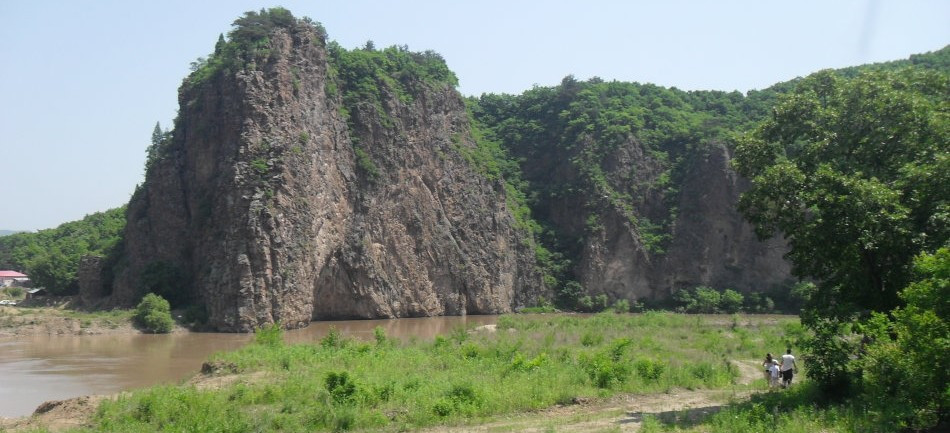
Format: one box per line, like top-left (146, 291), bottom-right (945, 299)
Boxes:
top-left (321, 326), bottom-right (344, 348)
top-left (856, 248), bottom-right (949, 430)
top-left (720, 289), bottom-right (744, 313)
top-left (634, 358), bottom-right (666, 382)
top-left (134, 293), bottom-right (174, 333)
top-left (433, 383), bottom-right (483, 416)
top-left (254, 323), bottom-right (283, 348)
top-left (611, 299), bottom-right (630, 313)
top-left (580, 331), bottom-right (603, 347)
top-left (353, 147), bottom-right (379, 179)
top-left (692, 287), bottom-right (721, 313)
top-left (325, 371), bottom-right (359, 404)
top-left (373, 326), bottom-right (387, 346)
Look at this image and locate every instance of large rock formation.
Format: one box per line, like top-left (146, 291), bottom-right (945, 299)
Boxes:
top-left (471, 78), bottom-right (795, 305)
top-left (577, 142), bottom-right (791, 301)
top-left (111, 16), bottom-right (546, 331)
top-left (106, 11), bottom-right (793, 330)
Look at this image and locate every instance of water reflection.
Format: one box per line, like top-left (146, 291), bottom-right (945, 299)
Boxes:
top-left (0, 315), bottom-right (499, 417)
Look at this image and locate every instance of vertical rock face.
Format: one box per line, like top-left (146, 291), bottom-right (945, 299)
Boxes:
top-left (77, 255), bottom-right (105, 305)
top-left (472, 80), bottom-right (795, 305)
top-left (577, 142), bottom-right (791, 301)
top-left (112, 21), bottom-right (546, 331)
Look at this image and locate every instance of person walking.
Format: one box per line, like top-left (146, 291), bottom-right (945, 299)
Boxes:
top-left (769, 359), bottom-right (781, 388)
top-left (762, 353), bottom-right (774, 385)
top-left (780, 348), bottom-right (798, 388)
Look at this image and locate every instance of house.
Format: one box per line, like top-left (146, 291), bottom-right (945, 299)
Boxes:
top-left (0, 270), bottom-right (28, 287)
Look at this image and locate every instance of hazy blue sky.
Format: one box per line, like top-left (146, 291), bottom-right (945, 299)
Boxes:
top-left (1, 1), bottom-right (948, 231)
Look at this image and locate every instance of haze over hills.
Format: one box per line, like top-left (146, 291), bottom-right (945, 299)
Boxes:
top-left (0, 8), bottom-right (946, 331)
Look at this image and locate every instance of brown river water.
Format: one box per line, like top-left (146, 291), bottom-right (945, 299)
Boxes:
top-left (0, 315), bottom-right (500, 417)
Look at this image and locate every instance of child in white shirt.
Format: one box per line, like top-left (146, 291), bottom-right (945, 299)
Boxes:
top-left (768, 360), bottom-right (781, 388)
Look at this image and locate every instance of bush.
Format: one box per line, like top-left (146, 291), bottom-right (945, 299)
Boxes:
top-left (135, 293), bottom-right (174, 333)
top-left (611, 299), bottom-right (630, 313)
top-left (325, 371), bottom-right (359, 404)
top-left (254, 323), bottom-right (283, 348)
top-left (692, 287), bottom-right (721, 313)
top-left (321, 326), bottom-right (344, 348)
top-left (634, 358), bottom-right (666, 382)
top-left (856, 248), bottom-right (949, 430)
top-left (720, 289), bottom-right (744, 313)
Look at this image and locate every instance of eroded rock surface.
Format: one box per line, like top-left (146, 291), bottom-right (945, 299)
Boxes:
top-left (111, 21), bottom-right (546, 331)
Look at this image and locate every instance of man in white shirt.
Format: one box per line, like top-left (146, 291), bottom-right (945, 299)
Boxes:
top-left (781, 348), bottom-right (798, 388)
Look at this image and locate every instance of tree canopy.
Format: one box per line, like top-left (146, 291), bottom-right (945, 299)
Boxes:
top-left (0, 207), bottom-right (126, 294)
top-left (733, 68), bottom-right (949, 321)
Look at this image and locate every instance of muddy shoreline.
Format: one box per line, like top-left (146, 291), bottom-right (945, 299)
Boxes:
top-left (0, 298), bottom-right (187, 337)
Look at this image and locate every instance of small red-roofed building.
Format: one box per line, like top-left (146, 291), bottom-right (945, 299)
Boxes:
top-left (0, 270), bottom-right (28, 287)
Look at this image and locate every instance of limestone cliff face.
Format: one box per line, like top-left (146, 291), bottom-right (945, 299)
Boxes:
top-left (112, 21), bottom-right (546, 331)
top-left (577, 142), bottom-right (791, 301)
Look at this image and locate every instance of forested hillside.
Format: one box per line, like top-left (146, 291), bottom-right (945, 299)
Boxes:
top-left (470, 78), bottom-right (778, 306)
top-left (468, 44), bottom-right (947, 310)
top-left (0, 27), bottom-right (944, 313)
top-left (0, 207), bottom-right (125, 294)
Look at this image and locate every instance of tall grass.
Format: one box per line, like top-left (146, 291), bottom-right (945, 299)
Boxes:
top-left (71, 312), bottom-right (798, 432)
top-left (641, 382), bottom-right (881, 432)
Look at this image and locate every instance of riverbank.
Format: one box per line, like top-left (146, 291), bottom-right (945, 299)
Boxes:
top-left (0, 297), bottom-right (187, 337)
top-left (1, 312), bottom-right (803, 432)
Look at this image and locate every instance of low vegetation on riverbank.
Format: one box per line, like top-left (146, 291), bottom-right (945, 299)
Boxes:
top-left (37, 313), bottom-right (797, 432)
top-left (0, 302), bottom-right (135, 337)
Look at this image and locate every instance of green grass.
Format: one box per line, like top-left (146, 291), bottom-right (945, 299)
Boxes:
top-left (64, 313), bottom-right (799, 432)
top-left (640, 382), bottom-right (882, 433)
top-left (0, 306), bottom-right (134, 330)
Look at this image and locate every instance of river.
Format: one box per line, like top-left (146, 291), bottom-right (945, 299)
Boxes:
top-left (0, 315), bottom-right (500, 417)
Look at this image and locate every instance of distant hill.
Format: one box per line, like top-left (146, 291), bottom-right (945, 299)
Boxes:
top-left (0, 230), bottom-right (26, 237)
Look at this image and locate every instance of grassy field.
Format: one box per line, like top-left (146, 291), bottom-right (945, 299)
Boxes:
top-left (31, 312), bottom-right (803, 432)
top-left (639, 382), bottom-right (876, 433)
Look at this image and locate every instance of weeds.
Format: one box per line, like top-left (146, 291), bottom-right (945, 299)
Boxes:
top-left (78, 313), bottom-right (798, 432)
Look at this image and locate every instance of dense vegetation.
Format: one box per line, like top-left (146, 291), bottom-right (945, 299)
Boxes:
top-left (733, 65), bottom-right (948, 430)
top-left (0, 207), bottom-right (125, 295)
top-left (134, 293), bottom-right (174, 333)
top-left (65, 313), bottom-right (797, 432)
top-left (184, 7), bottom-right (326, 91)
top-left (4, 6), bottom-right (947, 432)
top-left (468, 76), bottom-right (784, 308)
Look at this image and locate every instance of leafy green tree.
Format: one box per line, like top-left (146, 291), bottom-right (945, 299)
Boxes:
top-left (858, 248), bottom-right (949, 429)
top-left (691, 287), bottom-right (721, 313)
top-left (734, 69), bottom-right (949, 322)
top-left (719, 289), bottom-right (744, 313)
top-left (145, 122), bottom-right (168, 172)
top-left (135, 293), bottom-right (174, 333)
top-left (735, 67), bottom-right (948, 417)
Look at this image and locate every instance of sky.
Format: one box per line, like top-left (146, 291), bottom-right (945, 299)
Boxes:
top-left (1, 0), bottom-right (947, 231)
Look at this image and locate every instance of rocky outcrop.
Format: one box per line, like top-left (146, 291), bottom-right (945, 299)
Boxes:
top-left (578, 143), bottom-right (791, 301)
top-left (77, 255), bottom-right (105, 306)
top-left (111, 18), bottom-right (546, 331)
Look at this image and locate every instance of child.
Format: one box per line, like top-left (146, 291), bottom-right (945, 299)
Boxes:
top-left (768, 359), bottom-right (781, 388)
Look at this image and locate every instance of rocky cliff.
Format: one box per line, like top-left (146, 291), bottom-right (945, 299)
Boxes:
top-left (111, 12), bottom-right (546, 331)
top-left (472, 79), bottom-right (794, 305)
top-left (106, 10), bottom-right (794, 329)
top-left (576, 142), bottom-right (791, 301)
